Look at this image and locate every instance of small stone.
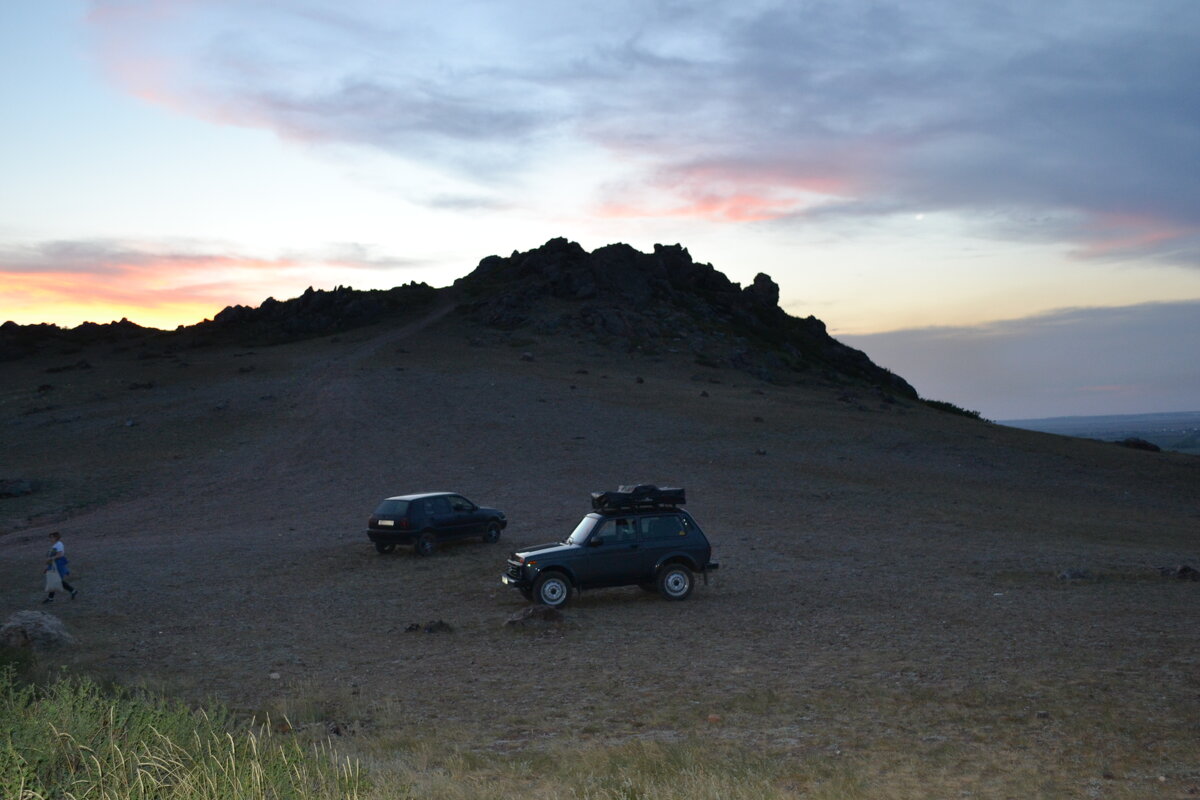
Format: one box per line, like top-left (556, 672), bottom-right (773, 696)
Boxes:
top-left (269, 672), bottom-right (281, 680)
top-left (520, 352), bottom-right (535, 362)
top-left (505, 605), bottom-right (564, 627)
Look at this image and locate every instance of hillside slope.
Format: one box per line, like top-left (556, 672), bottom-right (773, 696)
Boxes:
top-left (2, 256), bottom-right (1198, 795)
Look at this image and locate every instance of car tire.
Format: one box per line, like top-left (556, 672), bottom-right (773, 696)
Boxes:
top-left (414, 532), bottom-right (437, 557)
top-left (481, 522), bottom-right (502, 544)
top-left (657, 564), bottom-right (694, 601)
top-left (374, 542), bottom-right (396, 554)
top-left (533, 571), bottom-right (571, 608)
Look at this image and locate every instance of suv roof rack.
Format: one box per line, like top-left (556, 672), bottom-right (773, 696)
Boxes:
top-left (590, 484), bottom-right (686, 511)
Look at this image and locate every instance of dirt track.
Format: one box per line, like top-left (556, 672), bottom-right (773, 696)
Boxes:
top-left (2, 308), bottom-right (1198, 785)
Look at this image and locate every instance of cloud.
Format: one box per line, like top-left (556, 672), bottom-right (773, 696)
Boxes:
top-left (82, 0), bottom-right (1200, 263)
top-left (841, 300), bottom-right (1200, 418)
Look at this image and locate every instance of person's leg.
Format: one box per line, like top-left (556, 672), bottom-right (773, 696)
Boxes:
top-left (62, 580), bottom-right (77, 598)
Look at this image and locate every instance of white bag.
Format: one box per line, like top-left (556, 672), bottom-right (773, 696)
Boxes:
top-left (44, 568), bottom-right (64, 593)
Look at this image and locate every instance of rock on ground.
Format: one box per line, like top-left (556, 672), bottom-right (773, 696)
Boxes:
top-left (0, 611), bottom-right (76, 649)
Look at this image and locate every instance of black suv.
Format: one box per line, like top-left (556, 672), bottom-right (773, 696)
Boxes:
top-left (367, 492), bottom-right (507, 555)
top-left (500, 485), bottom-right (718, 607)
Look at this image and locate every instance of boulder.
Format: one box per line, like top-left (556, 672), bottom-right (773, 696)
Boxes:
top-left (0, 611), bottom-right (76, 649)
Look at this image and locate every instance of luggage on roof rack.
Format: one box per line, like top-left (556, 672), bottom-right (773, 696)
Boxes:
top-left (590, 484), bottom-right (686, 511)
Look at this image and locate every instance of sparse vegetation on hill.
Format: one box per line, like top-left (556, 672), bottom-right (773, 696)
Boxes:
top-left (922, 398), bottom-right (986, 420)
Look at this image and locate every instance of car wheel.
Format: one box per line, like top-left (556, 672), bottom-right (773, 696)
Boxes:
top-left (533, 572), bottom-right (571, 608)
top-left (374, 542), bottom-right (396, 554)
top-left (414, 532), bottom-right (437, 557)
top-left (657, 564), bottom-right (694, 601)
top-left (481, 522), bottom-right (502, 544)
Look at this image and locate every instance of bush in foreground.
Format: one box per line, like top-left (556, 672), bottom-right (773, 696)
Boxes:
top-left (0, 668), bottom-right (362, 800)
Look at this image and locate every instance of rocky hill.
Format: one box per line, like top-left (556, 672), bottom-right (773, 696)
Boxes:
top-left (456, 238), bottom-right (915, 396)
top-left (2, 239), bottom-right (914, 397)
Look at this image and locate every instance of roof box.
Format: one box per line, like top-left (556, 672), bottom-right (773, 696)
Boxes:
top-left (590, 484), bottom-right (686, 511)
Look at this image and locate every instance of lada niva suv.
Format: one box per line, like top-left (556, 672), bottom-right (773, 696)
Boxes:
top-left (501, 485), bottom-right (718, 607)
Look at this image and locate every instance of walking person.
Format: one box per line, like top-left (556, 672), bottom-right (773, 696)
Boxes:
top-left (43, 531), bottom-right (77, 603)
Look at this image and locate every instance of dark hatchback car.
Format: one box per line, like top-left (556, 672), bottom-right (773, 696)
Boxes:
top-left (367, 492), bottom-right (507, 556)
top-left (500, 486), bottom-right (718, 607)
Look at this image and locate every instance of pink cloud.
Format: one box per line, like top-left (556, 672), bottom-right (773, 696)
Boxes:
top-left (596, 160), bottom-right (856, 223)
top-left (1, 251), bottom-right (310, 328)
top-left (1073, 212), bottom-right (1194, 260)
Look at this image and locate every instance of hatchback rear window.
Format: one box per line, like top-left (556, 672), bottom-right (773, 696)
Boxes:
top-left (374, 499), bottom-right (409, 517)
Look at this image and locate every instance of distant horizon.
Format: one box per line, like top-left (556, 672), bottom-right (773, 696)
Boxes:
top-left (998, 409), bottom-right (1200, 424)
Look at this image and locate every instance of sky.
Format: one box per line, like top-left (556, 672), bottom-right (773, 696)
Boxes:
top-left (2, 0), bottom-right (1198, 419)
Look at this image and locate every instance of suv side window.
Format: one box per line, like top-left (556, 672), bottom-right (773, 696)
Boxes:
top-left (638, 514), bottom-right (685, 541)
top-left (447, 495), bottom-right (473, 512)
top-left (593, 518), bottom-right (636, 544)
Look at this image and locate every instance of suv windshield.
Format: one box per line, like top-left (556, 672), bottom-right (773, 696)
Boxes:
top-left (564, 515), bottom-right (599, 545)
top-left (374, 499), bottom-right (409, 516)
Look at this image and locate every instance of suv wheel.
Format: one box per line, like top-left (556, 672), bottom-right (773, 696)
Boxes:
top-left (533, 572), bottom-right (571, 608)
top-left (374, 542), bottom-right (396, 554)
top-left (481, 522), bottom-right (502, 544)
top-left (414, 532), bottom-right (437, 557)
top-left (657, 564), bottom-right (694, 601)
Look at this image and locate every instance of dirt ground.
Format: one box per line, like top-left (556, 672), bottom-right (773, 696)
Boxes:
top-left (2, 307), bottom-right (1198, 793)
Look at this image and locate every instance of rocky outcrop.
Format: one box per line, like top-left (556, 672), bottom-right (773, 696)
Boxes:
top-left (455, 238), bottom-right (916, 396)
top-left (0, 283), bottom-right (438, 357)
top-left (191, 282), bottom-right (438, 345)
top-left (0, 318), bottom-right (152, 362)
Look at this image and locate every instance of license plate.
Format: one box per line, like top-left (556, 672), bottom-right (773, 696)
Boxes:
top-left (377, 520), bottom-right (394, 527)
